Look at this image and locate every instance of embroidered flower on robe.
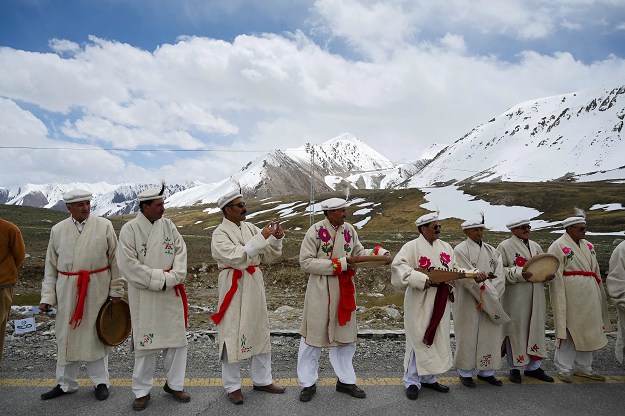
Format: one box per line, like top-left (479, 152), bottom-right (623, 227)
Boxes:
top-left (343, 229), bottom-right (351, 243)
top-left (163, 237), bottom-right (174, 255)
top-left (419, 256), bottom-right (431, 269)
top-left (562, 247), bottom-right (575, 261)
top-left (439, 252), bottom-right (450, 268)
top-left (514, 253), bottom-right (526, 267)
top-left (587, 243), bottom-right (596, 255)
top-left (318, 227), bottom-right (331, 242)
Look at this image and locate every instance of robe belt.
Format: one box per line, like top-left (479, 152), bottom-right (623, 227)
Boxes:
top-left (210, 265), bottom-right (258, 325)
top-left (563, 270), bottom-right (601, 285)
top-left (163, 269), bottom-right (189, 328)
top-left (337, 269), bottom-right (357, 326)
top-left (59, 266), bottom-right (110, 329)
top-left (423, 283), bottom-right (451, 347)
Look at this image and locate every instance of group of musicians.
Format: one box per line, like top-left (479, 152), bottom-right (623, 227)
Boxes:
top-left (33, 187), bottom-right (623, 410)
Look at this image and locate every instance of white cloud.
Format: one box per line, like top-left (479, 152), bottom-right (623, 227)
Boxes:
top-left (616, 22), bottom-right (625, 30)
top-left (49, 38), bottom-right (80, 54)
top-left (561, 20), bottom-right (582, 30)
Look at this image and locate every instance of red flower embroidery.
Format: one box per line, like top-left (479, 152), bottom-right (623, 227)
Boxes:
top-left (515, 256), bottom-right (526, 267)
top-left (440, 252), bottom-right (450, 264)
top-left (419, 256), bottom-right (431, 269)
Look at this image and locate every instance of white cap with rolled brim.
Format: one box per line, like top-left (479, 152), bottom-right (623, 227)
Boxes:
top-left (506, 218), bottom-right (530, 230)
top-left (415, 211), bottom-right (439, 227)
top-left (137, 188), bottom-right (166, 202)
top-left (461, 219), bottom-right (486, 230)
top-left (63, 189), bottom-right (92, 204)
top-left (321, 198), bottom-right (347, 211)
top-left (217, 190), bottom-right (243, 210)
top-left (562, 217), bottom-right (586, 227)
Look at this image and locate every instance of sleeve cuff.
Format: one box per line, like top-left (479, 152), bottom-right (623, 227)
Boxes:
top-left (148, 270), bottom-right (165, 292)
top-left (244, 242), bottom-right (259, 257)
top-left (268, 234), bottom-right (283, 247)
top-left (332, 258), bottom-right (343, 275)
top-left (109, 290), bottom-right (122, 298)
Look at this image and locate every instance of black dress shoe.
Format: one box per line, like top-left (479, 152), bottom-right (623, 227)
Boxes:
top-left (336, 381), bottom-right (366, 398)
top-left (299, 384), bottom-right (316, 402)
top-left (405, 384), bottom-right (419, 400)
top-left (41, 385), bottom-right (68, 400)
top-left (509, 369), bottom-right (522, 384)
top-left (94, 384), bottom-right (109, 400)
top-left (421, 382), bottom-right (450, 393)
top-left (524, 368), bottom-right (554, 382)
top-left (459, 376), bottom-right (476, 387)
top-left (477, 375), bottom-right (503, 386)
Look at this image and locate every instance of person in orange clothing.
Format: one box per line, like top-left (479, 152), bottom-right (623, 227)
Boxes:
top-left (0, 216), bottom-right (26, 362)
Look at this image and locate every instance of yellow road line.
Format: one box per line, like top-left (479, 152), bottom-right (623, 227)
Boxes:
top-left (1, 376), bottom-right (623, 388)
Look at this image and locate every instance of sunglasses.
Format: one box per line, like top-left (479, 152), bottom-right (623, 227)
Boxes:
top-left (515, 225), bottom-right (531, 230)
top-left (429, 224), bottom-right (442, 230)
top-left (226, 202), bottom-right (246, 208)
top-left (571, 226), bottom-right (587, 232)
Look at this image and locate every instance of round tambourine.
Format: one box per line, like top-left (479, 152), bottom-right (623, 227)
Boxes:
top-left (522, 253), bottom-right (559, 282)
top-left (96, 298), bottom-right (132, 346)
top-left (346, 255), bottom-right (389, 268)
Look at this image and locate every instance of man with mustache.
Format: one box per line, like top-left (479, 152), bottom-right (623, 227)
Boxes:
top-left (607, 239), bottom-right (625, 365)
top-left (548, 213), bottom-right (611, 382)
top-left (211, 190), bottom-right (286, 405)
top-left (497, 219), bottom-right (554, 384)
top-left (117, 183), bottom-right (191, 410)
top-left (298, 197), bottom-right (390, 402)
top-left (39, 190), bottom-right (123, 401)
top-left (391, 211), bottom-right (485, 400)
top-left (452, 214), bottom-right (509, 388)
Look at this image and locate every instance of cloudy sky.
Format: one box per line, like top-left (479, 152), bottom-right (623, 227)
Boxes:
top-left (1, 0), bottom-right (624, 188)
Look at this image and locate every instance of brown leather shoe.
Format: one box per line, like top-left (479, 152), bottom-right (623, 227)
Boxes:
top-left (253, 383), bottom-right (286, 394)
top-left (132, 393), bottom-right (150, 411)
top-left (336, 380), bottom-right (366, 398)
top-left (228, 388), bottom-right (244, 405)
top-left (299, 384), bottom-right (316, 402)
top-left (163, 382), bottom-right (191, 402)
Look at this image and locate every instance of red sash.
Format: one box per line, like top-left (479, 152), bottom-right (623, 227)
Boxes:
top-left (60, 266), bottom-right (110, 329)
top-left (163, 269), bottom-right (188, 328)
top-left (423, 283), bottom-right (451, 346)
top-left (337, 270), bottom-right (357, 326)
top-left (563, 270), bottom-right (601, 285)
top-left (210, 266), bottom-right (258, 325)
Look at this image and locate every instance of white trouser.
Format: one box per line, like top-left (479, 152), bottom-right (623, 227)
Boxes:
top-left (56, 355), bottom-right (109, 392)
top-left (221, 348), bottom-right (273, 393)
top-left (506, 338), bottom-right (542, 371)
top-left (457, 369), bottom-right (494, 378)
top-left (297, 337), bottom-right (357, 387)
top-left (403, 349), bottom-right (437, 389)
top-left (132, 347), bottom-right (187, 399)
top-left (554, 330), bottom-right (593, 375)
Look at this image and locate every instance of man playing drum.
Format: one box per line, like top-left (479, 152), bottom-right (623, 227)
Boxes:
top-left (497, 218), bottom-right (554, 384)
top-left (391, 211), bottom-right (485, 400)
top-left (117, 184), bottom-right (190, 410)
top-left (297, 197), bottom-right (390, 402)
top-left (39, 190), bottom-right (124, 401)
top-left (547, 213), bottom-right (611, 382)
top-left (607, 240), bottom-right (625, 365)
top-left (210, 190), bottom-right (286, 405)
top-left (452, 214), bottom-right (509, 388)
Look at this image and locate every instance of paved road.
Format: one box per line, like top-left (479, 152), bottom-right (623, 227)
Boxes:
top-left (1, 371), bottom-right (624, 416)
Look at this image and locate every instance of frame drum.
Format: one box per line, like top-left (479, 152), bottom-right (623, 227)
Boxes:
top-left (96, 298), bottom-right (132, 346)
top-left (522, 253), bottom-right (559, 282)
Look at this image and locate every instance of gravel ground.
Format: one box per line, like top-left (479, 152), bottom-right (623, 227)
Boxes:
top-left (2, 323), bottom-right (621, 377)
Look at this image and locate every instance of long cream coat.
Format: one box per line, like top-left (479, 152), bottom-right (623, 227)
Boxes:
top-left (548, 233), bottom-right (610, 351)
top-left (497, 236), bottom-right (549, 365)
top-left (299, 218), bottom-right (387, 347)
top-left (211, 218), bottom-right (282, 363)
top-left (117, 212), bottom-right (187, 357)
top-left (41, 216), bottom-right (123, 366)
top-left (452, 238), bottom-right (509, 371)
top-left (607, 240), bottom-right (625, 363)
top-left (391, 235), bottom-right (461, 375)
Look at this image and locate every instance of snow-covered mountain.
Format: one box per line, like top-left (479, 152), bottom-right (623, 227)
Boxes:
top-left (404, 77), bottom-right (625, 187)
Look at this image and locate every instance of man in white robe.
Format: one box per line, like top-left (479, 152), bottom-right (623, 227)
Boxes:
top-left (39, 190), bottom-right (124, 401)
top-left (452, 215), bottom-right (510, 388)
top-left (392, 211), bottom-right (486, 400)
top-left (117, 184), bottom-right (190, 410)
top-left (497, 218), bottom-right (554, 384)
top-left (548, 214), bottom-right (611, 382)
top-left (210, 190), bottom-right (286, 405)
top-left (607, 240), bottom-right (625, 364)
top-left (298, 197), bottom-right (391, 402)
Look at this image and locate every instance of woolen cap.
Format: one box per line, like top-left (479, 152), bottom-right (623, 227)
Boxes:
top-left (62, 189), bottom-right (92, 204)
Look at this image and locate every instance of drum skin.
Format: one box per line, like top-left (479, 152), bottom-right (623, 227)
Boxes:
top-left (522, 253), bottom-right (559, 282)
top-left (96, 298), bottom-right (132, 346)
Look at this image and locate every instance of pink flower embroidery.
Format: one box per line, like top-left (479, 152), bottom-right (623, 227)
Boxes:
top-left (562, 247), bottom-right (571, 254)
top-left (343, 229), bottom-right (351, 243)
top-left (419, 256), bottom-right (431, 269)
top-left (440, 252), bottom-right (450, 264)
top-left (318, 227), bottom-right (331, 242)
top-left (587, 243), bottom-right (593, 251)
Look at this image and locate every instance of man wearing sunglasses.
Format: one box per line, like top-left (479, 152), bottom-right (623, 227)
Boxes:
top-left (497, 218), bottom-right (554, 384)
top-left (211, 190), bottom-right (286, 405)
top-left (547, 214), bottom-right (611, 383)
top-left (452, 214), bottom-right (510, 388)
top-left (391, 211), bottom-right (485, 400)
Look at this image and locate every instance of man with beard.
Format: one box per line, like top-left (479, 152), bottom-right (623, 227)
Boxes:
top-left (39, 190), bottom-right (123, 401)
top-left (497, 218), bottom-right (554, 384)
top-left (117, 183), bottom-right (191, 410)
top-left (391, 211), bottom-right (486, 400)
top-left (211, 190), bottom-right (286, 405)
top-left (452, 214), bottom-right (509, 388)
top-left (548, 212), bottom-right (611, 382)
top-left (607, 240), bottom-right (625, 365)
top-left (297, 197), bottom-right (390, 402)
